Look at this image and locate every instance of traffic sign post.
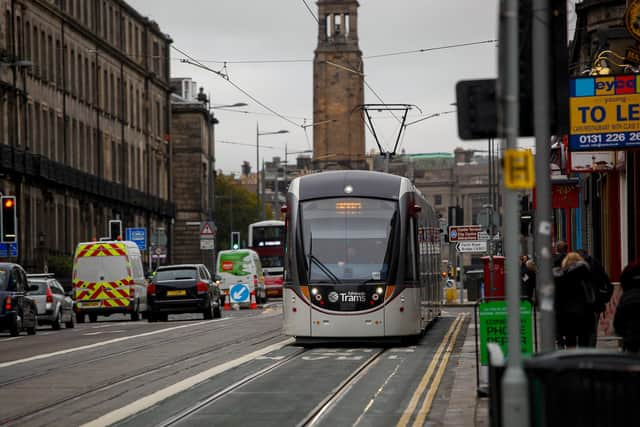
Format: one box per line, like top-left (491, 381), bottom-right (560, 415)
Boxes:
top-left (229, 283), bottom-right (250, 303)
top-left (125, 227), bottom-right (147, 251)
top-left (449, 225), bottom-right (483, 241)
top-left (199, 221), bottom-right (216, 251)
top-left (456, 241), bottom-right (488, 253)
top-left (0, 242), bottom-right (18, 257)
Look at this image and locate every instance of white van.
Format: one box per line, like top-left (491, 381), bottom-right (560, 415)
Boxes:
top-left (72, 240), bottom-right (147, 322)
top-left (216, 249), bottom-right (267, 305)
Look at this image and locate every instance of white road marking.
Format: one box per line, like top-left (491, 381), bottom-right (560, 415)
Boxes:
top-left (256, 355), bottom-right (286, 360)
top-left (83, 330), bottom-right (125, 336)
top-left (81, 338), bottom-right (295, 427)
top-left (0, 319), bottom-right (227, 369)
top-left (0, 336), bottom-right (24, 342)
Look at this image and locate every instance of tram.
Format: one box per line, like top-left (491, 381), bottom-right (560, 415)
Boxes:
top-left (282, 170), bottom-right (442, 339)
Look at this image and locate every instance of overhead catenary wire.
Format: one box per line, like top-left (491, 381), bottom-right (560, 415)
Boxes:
top-left (174, 50), bottom-right (301, 130)
top-left (169, 39), bottom-right (498, 65)
top-left (301, 0), bottom-right (319, 23)
top-left (217, 140), bottom-right (278, 150)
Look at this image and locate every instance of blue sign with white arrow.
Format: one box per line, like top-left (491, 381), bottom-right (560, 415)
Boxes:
top-left (126, 227), bottom-right (147, 251)
top-left (229, 283), bottom-right (250, 303)
top-left (0, 242), bottom-right (18, 258)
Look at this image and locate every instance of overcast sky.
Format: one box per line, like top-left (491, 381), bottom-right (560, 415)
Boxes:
top-left (127, 1), bottom-right (577, 175)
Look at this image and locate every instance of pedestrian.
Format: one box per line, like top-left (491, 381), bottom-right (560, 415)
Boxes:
top-left (613, 260), bottom-right (640, 353)
top-left (521, 259), bottom-right (536, 303)
top-left (553, 252), bottom-right (598, 348)
top-left (552, 240), bottom-right (568, 268)
top-left (577, 248), bottom-right (613, 346)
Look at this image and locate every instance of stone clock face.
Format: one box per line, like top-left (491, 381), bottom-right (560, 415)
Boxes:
top-left (626, 0), bottom-right (640, 42)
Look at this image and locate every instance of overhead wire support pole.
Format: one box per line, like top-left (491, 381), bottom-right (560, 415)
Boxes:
top-left (499, 0), bottom-right (530, 425)
top-left (533, 0), bottom-right (555, 353)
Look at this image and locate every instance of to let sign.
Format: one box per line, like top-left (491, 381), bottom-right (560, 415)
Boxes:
top-left (569, 74), bottom-right (640, 151)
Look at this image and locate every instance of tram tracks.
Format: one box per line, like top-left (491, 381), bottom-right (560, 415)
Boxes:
top-left (0, 323), bottom-right (285, 426)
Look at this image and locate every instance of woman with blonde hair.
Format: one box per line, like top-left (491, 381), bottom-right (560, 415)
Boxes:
top-left (553, 251), bottom-right (598, 348)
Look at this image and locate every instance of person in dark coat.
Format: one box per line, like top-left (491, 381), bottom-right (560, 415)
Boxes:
top-left (614, 260), bottom-right (640, 353)
top-left (553, 252), bottom-right (598, 348)
top-left (552, 241), bottom-right (568, 268)
top-left (521, 259), bottom-right (536, 303)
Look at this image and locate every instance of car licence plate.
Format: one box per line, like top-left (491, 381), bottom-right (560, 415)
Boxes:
top-left (81, 301), bottom-right (100, 308)
top-left (167, 290), bottom-right (186, 296)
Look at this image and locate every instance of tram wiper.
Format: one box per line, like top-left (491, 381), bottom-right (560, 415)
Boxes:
top-left (309, 255), bottom-right (341, 284)
top-left (307, 231), bottom-right (341, 284)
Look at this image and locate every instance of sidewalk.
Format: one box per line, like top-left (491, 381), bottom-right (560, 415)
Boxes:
top-left (440, 316), bottom-right (489, 427)
top-left (438, 304), bottom-right (623, 427)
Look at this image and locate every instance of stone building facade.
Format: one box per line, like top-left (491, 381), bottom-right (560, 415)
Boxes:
top-left (0, 0), bottom-right (174, 271)
top-left (313, 0), bottom-right (365, 170)
top-left (170, 79), bottom-right (216, 273)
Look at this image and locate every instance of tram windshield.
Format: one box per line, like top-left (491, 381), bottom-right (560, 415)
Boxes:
top-left (300, 198), bottom-right (397, 282)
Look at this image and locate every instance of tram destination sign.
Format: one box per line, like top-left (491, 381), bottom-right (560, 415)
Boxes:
top-left (569, 74), bottom-right (640, 151)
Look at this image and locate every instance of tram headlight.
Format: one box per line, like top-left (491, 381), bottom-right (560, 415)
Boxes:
top-left (314, 294), bottom-right (322, 301)
top-left (376, 287), bottom-right (384, 294)
top-left (372, 293), bottom-right (380, 301)
top-left (311, 287), bottom-right (319, 295)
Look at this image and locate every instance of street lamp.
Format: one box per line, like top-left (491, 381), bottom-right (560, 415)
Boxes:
top-left (212, 102), bottom-right (248, 110)
top-left (256, 123), bottom-right (288, 219)
top-left (282, 145), bottom-right (313, 201)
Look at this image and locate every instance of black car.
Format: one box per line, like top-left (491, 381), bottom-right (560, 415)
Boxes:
top-left (147, 264), bottom-right (222, 322)
top-left (0, 263), bottom-right (37, 336)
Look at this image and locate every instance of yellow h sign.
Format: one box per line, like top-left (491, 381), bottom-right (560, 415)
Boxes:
top-left (504, 149), bottom-right (535, 190)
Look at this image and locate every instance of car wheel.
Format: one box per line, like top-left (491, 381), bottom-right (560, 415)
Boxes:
top-left (9, 317), bottom-right (19, 337)
top-left (65, 311), bottom-right (75, 328)
top-left (213, 300), bottom-right (222, 319)
top-left (52, 311), bottom-right (62, 330)
top-left (148, 312), bottom-right (157, 322)
top-left (131, 305), bottom-right (140, 321)
top-left (203, 299), bottom-right (214, 320)
top-left (76, 313), bottom-right (85, 323)
top-left (159, 313), bottom-right (168, 322)
top-left (89, 313), bottom-right (98, 323)
top-left (27, 322), bottom-right (37, 335)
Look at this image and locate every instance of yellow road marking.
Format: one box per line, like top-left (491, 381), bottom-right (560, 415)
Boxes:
top-left (396, 314), bottom-right (463, 427)
top-left (412, 313), bottom-right (467, 426)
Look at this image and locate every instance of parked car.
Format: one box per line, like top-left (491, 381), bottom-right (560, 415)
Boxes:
top-left (27, 274), bottom-right (75, 330)
top-left (0, 263), bottom-right (37, 336)
top-left (147, 264), bottom-right (222, 322)
top-left (72, 240), bottom-right (147, 323)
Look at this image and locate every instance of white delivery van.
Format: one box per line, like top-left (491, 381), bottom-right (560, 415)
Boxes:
top-left (216, 249), bottom-right (267, 305)
top-left (72, 240), bottom-right (147, 322)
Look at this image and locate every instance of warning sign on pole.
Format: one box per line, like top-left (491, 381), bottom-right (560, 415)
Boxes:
top-left (200, 221), bottom-right (217, 237)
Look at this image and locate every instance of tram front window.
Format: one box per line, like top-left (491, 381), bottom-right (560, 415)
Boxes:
top-left (300, 198), bottom-right (397, 282)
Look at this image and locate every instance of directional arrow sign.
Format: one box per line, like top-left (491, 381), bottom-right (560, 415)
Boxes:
top-left (456, 241), bottom-right (487, 253)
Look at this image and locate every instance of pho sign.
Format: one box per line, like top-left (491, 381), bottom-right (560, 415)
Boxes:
top-left (569, 74), bottom-right (640, 151)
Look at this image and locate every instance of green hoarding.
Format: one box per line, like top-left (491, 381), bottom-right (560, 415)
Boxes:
top-left (479, 300), bottom-right (534, 365)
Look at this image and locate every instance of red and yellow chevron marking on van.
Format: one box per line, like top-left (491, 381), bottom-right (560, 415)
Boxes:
top-left (73, 242), bottom-right (133, 309)
top-left (76, 242), bottom-right (127, 258)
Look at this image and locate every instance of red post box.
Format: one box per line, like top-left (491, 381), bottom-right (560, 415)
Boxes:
top-left (481, 256), bottom-right (505, 300)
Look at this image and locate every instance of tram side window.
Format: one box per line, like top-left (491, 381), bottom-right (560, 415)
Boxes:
top-left (405, 217), bottom-right (418, 281)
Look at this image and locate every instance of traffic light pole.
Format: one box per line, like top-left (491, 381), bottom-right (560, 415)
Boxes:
top-left (499, 0), bottom-right (530, 425)
top-left (533, 0), bottom-right (555, 353)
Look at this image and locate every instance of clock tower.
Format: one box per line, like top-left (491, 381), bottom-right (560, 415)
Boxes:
top-left (313, 0), bottom-right (366, 170)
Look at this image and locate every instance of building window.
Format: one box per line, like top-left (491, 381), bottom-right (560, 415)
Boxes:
top-left (434, 194), bottom-right (442, 205)
top-left (40, 31), bottom-right (46, 81)
top-left (56, 40), bottom-right (62, 86)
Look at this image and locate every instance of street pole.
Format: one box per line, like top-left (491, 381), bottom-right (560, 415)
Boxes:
top-left (500, 0), bottom-right (529, 425)
top-left (256, 122), bottom-right (260, 220)
top-left (533, 0), bottom-right (555, 353)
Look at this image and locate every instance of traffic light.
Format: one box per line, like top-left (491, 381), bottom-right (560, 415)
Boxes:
top-left (231, 231), bottom-right (240, 250)
top-left (109, 220), bottom-right (122, 240)
top-left (1, 196), bottom-right (17, 243)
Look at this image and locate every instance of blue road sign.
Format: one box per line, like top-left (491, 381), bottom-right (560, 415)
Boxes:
top-left (126, 227), bottom-right (147, 251)
top-left (229, 283), bottom-right (250, 303)
top-left (0, 242), bottom-right (18, 257)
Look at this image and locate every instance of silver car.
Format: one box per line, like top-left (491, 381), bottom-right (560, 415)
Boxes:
top-left (27, 274), bottom-right (75, 330)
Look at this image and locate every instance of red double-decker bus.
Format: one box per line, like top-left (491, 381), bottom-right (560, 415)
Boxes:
top-left (248, 220), bottom-right (285, 298)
